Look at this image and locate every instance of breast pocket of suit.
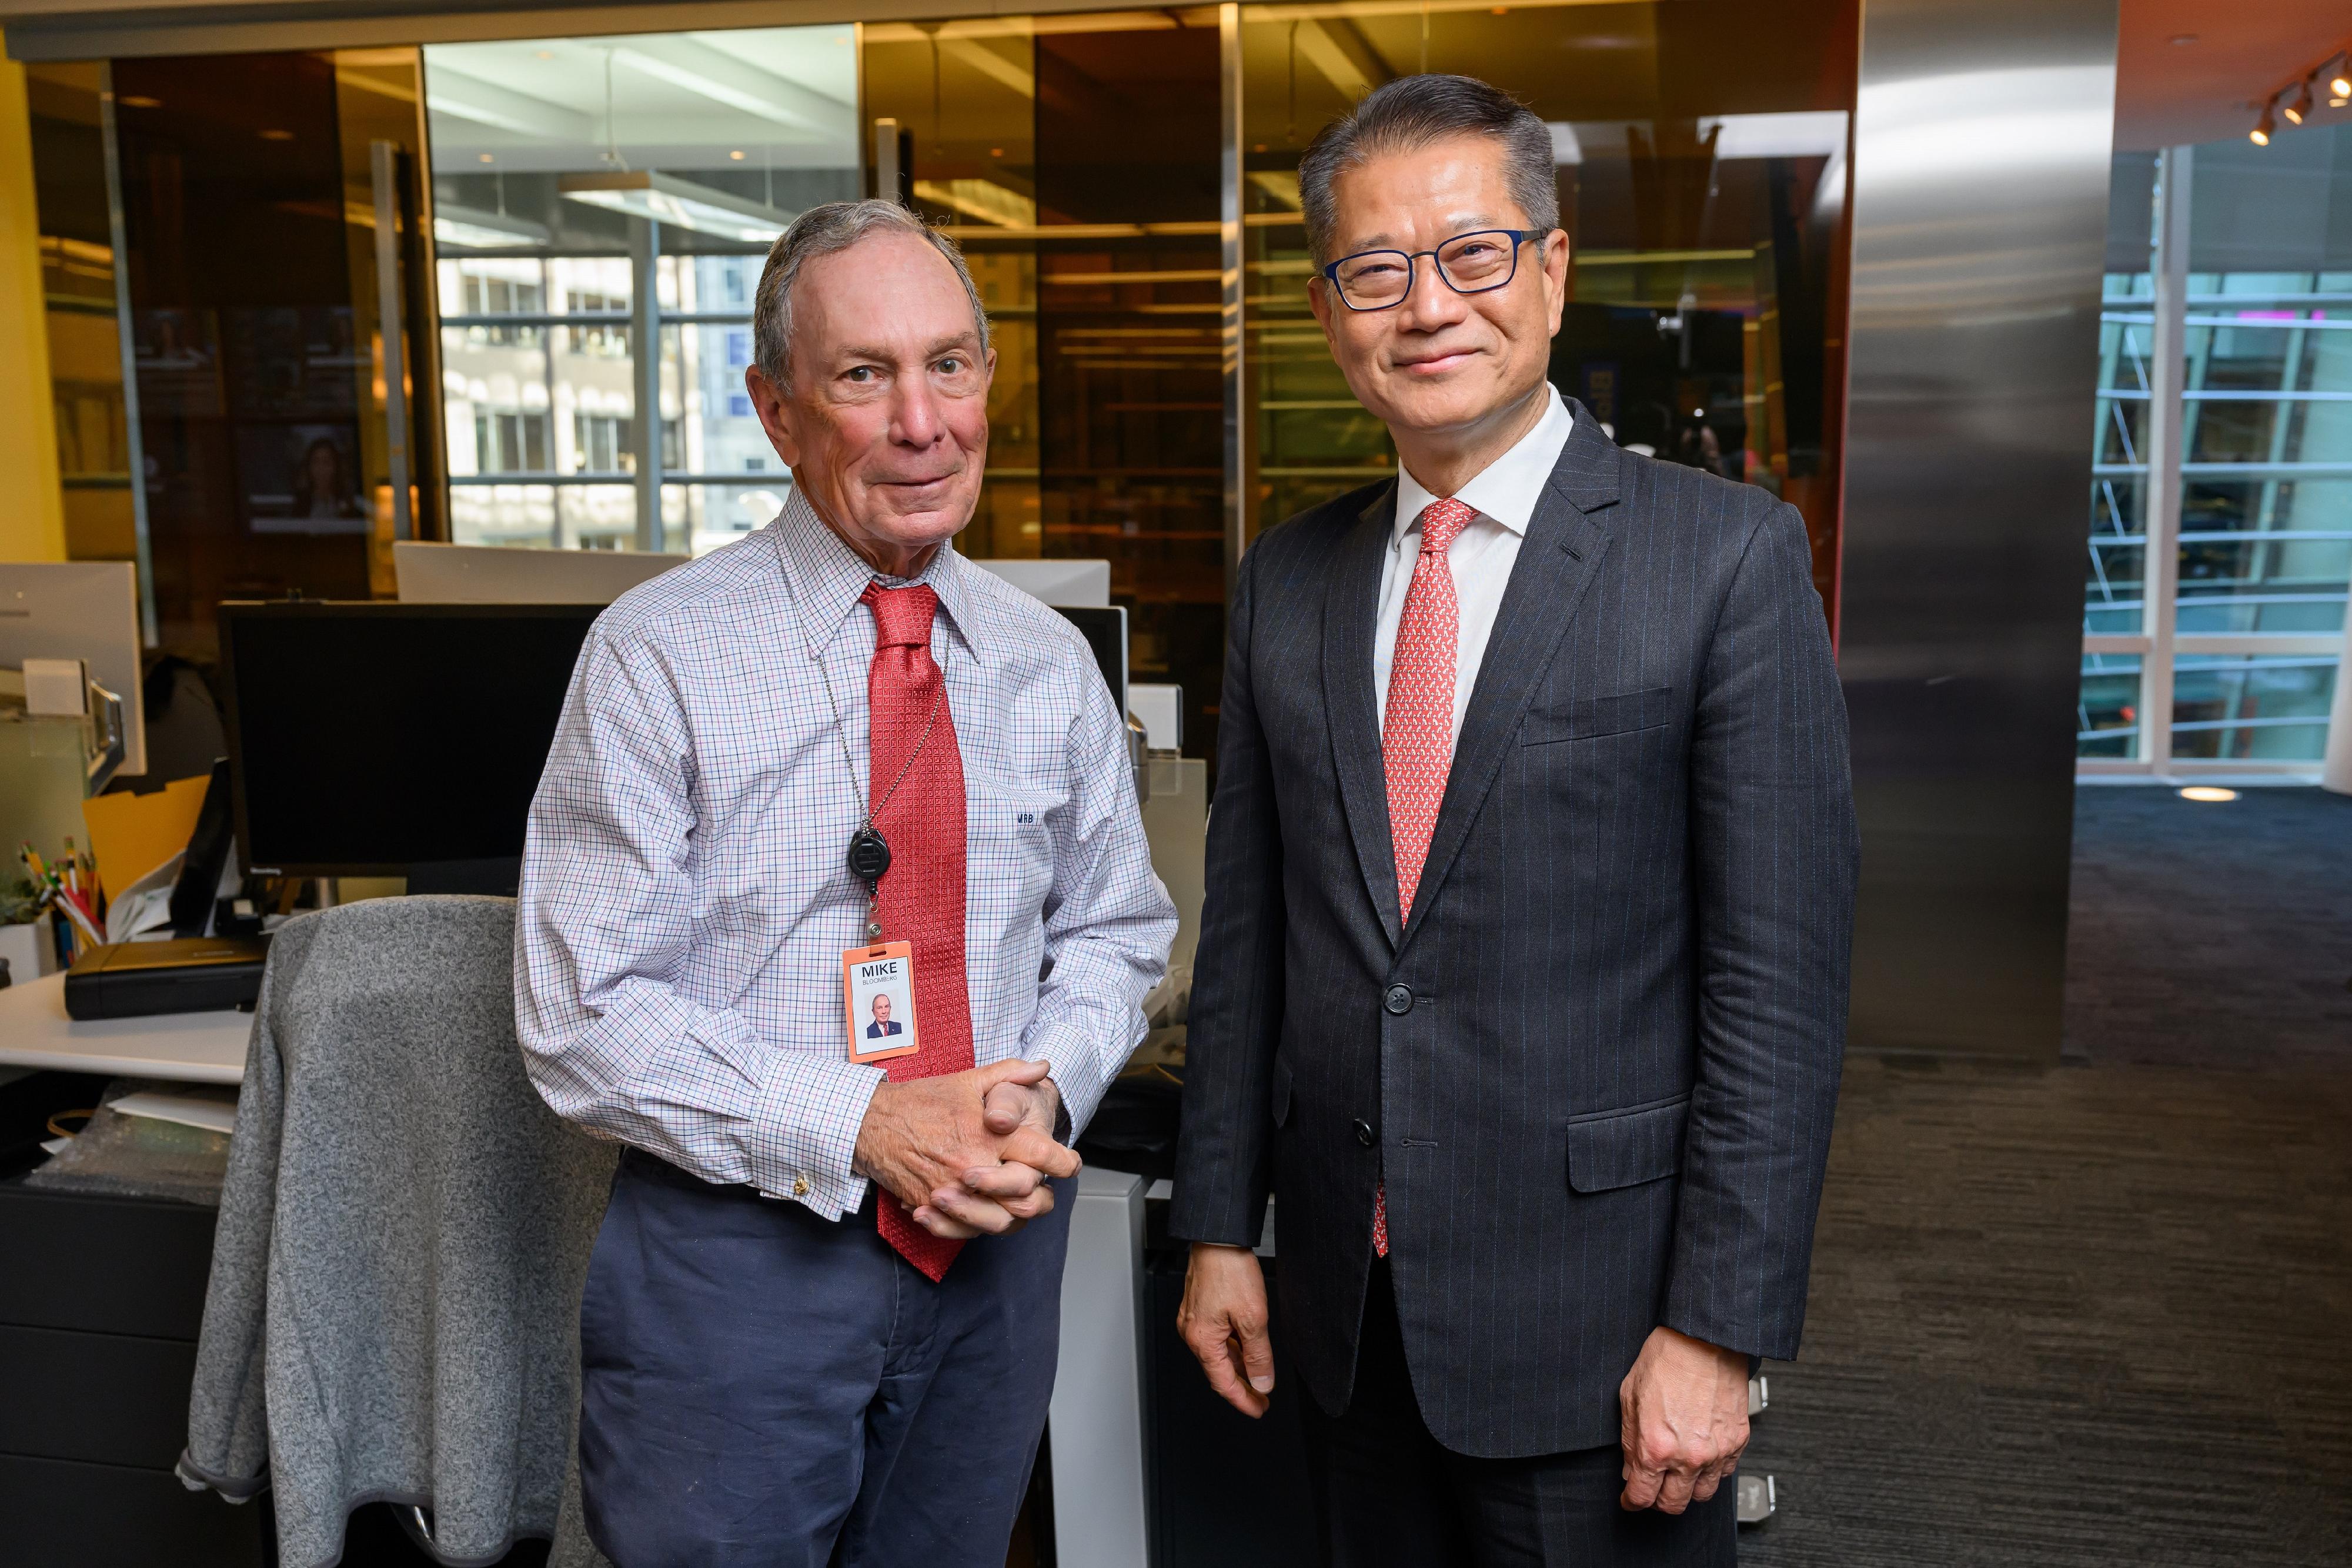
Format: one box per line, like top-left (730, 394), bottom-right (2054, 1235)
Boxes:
top-left (1519, 686), bottom-right (1675, 747)
top-left (1563, 1094), bottom-right (1689, 1193)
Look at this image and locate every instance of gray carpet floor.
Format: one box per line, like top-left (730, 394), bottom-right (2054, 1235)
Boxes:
top-left (2062, 785), bottom-right (2352, 1068)
top-left (1743, 787), bottom-right (2352, 1566)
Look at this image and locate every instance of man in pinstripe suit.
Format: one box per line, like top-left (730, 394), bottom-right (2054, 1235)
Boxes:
top-left (1170, 76), bottom-right (1857, 1566)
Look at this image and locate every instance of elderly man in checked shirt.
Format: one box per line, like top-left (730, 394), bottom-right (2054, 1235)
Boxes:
top-left (516, 199), bottom-right (1175, 1568)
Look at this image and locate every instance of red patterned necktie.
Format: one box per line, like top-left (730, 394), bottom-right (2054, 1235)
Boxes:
top-left (1373, 496), bottom-right (1474, 1259)
top-left (862, 581), bottom-right (976, 1283)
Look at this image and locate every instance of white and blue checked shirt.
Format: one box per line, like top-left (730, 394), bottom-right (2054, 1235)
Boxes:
top-left (516, 491), bottom-right (1176, 1220)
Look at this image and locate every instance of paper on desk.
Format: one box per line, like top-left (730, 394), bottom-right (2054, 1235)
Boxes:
top-left (109, 1089), bottom-right (238, 1135)
top-left (104, 850), bottom-right (183, 944)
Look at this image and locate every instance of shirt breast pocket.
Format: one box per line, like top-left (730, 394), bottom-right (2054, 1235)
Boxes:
top-left (970, 773), bottom-right (1063, 907)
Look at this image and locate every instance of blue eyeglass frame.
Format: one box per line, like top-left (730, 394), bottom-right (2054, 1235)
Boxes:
top-left (1318, 228), bottom-right (1555, 312)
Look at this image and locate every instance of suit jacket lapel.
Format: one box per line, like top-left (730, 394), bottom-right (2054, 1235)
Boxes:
top-left (1402, 409), bottom-right (1622, 949)
top-left (1323, 481), bottom-right (1404, 950)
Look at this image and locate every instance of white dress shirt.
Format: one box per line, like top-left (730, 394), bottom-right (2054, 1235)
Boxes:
top-left (1374, 383), bottom-right (1578, 741)
top-left (516, 490), bottom-right (1175, 1220)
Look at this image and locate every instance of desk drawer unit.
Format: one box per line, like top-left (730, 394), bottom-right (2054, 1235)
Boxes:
top-left (0, 1323), bottom-right (201, 1471)
top-left (0, 1071), bottom-right (259, 1568)
top-left (0, 1453), bottom-right (262, 1567)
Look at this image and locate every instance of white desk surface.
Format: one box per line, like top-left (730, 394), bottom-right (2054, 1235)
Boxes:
top-left (0, 972), bottom-right (250, 1085)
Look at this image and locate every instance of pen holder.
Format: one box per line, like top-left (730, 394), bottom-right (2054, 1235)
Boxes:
top-left (0, 912), bottom-right (58, 980)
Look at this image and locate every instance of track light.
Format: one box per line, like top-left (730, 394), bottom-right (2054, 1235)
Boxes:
top-left (2285, 79), bottom-right (2315, 125)
top-left (2251, 100), bottom-right (2276, 145)
top-left (2333, 59), bottom-right (2351, 99)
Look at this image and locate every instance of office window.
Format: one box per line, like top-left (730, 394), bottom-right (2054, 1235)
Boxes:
top-left (424, 25), bottom-right (858, 553)
top-left (573, 414), bottom-right (630, 474)
top-left (473, 411), bottom-right (549, 474)
top-left (2081, 138), bottom-right (2350, 773)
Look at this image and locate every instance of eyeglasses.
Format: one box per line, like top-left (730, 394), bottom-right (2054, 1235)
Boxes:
top-left (1319, 228), bottom-right (1552, 312)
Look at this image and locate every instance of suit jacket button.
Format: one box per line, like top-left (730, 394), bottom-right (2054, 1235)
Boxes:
top-left (1353, 1118), bottom-right (1376, 1147)
top-left (1384, 984), bottom-right (1413, 1015)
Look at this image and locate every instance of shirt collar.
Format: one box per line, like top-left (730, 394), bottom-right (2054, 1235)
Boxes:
top-left (767, 485), bottom-right (975, 654)
top-left (1392, 382), bottom-right (1575, 546)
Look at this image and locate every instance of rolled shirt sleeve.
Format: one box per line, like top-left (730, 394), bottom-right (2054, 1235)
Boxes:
top-left (515, 624), bottom-right (885, 1219)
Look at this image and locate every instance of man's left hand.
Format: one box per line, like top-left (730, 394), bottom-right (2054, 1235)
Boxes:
top-left (1618, 1326), bottom-right (1750, 1514)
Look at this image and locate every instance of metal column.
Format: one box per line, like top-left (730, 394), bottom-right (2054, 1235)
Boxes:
top-left (1839, 0), bottom-right (2120, 1057)
top-left (98, 64), bottom-right (156, 646)
top-left (629, 215), bottom-right (664, 553)
top-left (371, 140), bottom-right (414, 543)
top-left (1219, 1), bottom-right (1251, 589)
top-left (2139, 146), bottom-right (2190, 771)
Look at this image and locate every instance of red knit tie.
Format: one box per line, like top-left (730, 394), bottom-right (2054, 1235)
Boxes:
top-left (1373, 497), bottom-right (1474, 1259)
top-left (863, 581), bottom-right (975, 1283)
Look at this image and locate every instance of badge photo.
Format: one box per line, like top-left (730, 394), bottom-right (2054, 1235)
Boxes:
top-left (843, 942), bottom-right (920, 1064)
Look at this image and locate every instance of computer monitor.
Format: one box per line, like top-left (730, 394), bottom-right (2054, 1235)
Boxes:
top-left (394, 540), bottom-right (689, 604)
top-left (0, 561), bottom-right (147, 776)
top-left (217, 602), bottom-right (599, 888)
top-left (1056, 606), bottom-right (1127, 718)
top-left (971, 558), bottom-right (1111, 608)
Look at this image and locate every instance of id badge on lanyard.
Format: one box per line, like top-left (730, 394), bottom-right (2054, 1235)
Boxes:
top-left (843, 941), bottom-right (921, 1065)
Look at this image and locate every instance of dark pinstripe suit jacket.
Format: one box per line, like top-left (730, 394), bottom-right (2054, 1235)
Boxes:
top-left (1168, 402), bottom-right (1859, 1459)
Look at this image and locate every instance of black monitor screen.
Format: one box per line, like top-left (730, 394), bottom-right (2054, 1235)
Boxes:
top-left (1055, 606), bottom-right (1127, 717)
top-left (219, 603), bottom-right (599, 876)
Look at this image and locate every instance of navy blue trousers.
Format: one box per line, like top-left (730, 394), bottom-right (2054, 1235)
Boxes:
top-left (578, 1150), bottom-right (1073, 1568)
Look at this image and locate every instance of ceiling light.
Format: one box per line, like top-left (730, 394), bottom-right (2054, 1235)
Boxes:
top-left (729, 149), bottom-right (746, 161)
top-left (433, 205), bottom-right (553, 250)
top-left (2285, 79), bottom-right (2314, 125)
top-left (2251, 101), bottom-right (2276, 146)
top-left (2333, 61), bottom-right (2352, 98)
top-left (477, 152), bottom-right (495, 163)
top-left (2179, 786), bottom-right (2239, 803)
top-left (559, 170), bottom-right (796, 243)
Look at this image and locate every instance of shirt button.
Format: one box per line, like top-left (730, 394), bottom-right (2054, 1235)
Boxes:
top-left (1384, 984), bottom-right (1414, 1015)
top-left (1353, 1118), bottom-right (1376, 1148)
top-left (793, 1175), bottom-right (811, 1197)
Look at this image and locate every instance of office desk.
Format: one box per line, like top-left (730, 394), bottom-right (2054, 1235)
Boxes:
top-left (0, 974), bottom-right (250, 1085)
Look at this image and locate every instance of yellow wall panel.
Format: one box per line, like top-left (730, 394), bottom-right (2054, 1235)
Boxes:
top-left (0, 45), bottom-right (65, 563)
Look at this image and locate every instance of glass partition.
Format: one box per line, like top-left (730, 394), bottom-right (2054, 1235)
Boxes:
top-left (1237, 0), bottom-right (1857, 615)
top-left (96, 48), bottom-right (437, 654)
top-left (864, 11), bottom-right (1228, 753)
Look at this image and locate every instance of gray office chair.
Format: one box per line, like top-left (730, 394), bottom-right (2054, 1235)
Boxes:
top-left (179, 896), bottom-right (616, 1568)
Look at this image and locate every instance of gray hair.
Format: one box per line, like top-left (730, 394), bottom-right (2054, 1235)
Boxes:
top-left (751, 199), bottom-right (991, 386)
top-left (1298, 74), bottom-right (1559, 266)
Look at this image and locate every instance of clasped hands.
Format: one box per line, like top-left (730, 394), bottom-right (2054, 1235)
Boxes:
top-left (851, 1058), bottom-right (1080, 1239)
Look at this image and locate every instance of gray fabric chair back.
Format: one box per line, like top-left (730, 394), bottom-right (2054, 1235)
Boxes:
top-left (183, 895), bottom-right (615, 1568)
